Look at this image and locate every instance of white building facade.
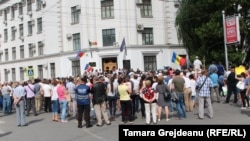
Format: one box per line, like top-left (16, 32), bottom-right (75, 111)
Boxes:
top-left (0, 0), bottom-right (186, 81)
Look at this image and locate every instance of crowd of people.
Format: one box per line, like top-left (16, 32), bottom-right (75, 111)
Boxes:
top-left (1, 60), bottom-right (250, 128)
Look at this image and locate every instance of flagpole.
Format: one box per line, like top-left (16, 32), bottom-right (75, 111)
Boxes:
top-left (222, 10), bottom-right (229, 71)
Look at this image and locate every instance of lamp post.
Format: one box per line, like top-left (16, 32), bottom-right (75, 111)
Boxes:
top-left (222, 10), bottom-right (229, 71)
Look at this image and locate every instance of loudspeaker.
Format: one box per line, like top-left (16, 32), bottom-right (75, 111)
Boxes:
top-left (123, 60), bottom-right (131, 71)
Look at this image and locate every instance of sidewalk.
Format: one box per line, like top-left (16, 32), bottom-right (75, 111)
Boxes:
top-left (0, 97), bottom-right (250, 141)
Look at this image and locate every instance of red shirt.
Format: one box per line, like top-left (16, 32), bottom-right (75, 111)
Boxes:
top-left (142, 87), bottom-right (156, 103)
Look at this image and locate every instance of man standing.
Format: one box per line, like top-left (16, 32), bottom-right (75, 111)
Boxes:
top-left (91, 76), bottom-right (111, 127)
top-left (171, 70), bottom-right (186, 120)
top-left (196, 70), bottom-right (213, 119)
top-left (193, 56), bottom-right (202, 78)
top-left (75, 77), bottom-right (92, 128)
top-left (1, 82), bottom-right (12, 115)
top-left (13, 81), bottom-right (27, 127)
top-left (225, 66), bottom-right (238, 104)
top-left (66, 77), bottom-right (77, 117)
top-left (24, 80), bottom-right (37, 116)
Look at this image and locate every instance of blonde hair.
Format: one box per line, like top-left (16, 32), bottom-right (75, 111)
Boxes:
top-left (145, 80), bottom-right (151, 87)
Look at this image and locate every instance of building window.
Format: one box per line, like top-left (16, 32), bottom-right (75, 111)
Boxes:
top-left (71, 6), bottom-right (80, 24)
top-left (12, 47), bottom-right (16, 60)
top-left (20, 67), bottom-right (25, 81)
top-left (11, 26), bottom-right (16, 40)
top-left (142, 28), bottom-right (153, 45)
top-left (28, 21), bottom-right (33, 36)
top-left (20, 45), bottom-right (24, 59)
top-left (102, 28), bottom-right (115, 46)
top-left (101, 0), bottom-right (114, 19)
top-left (50, 63), bottom-right (55, 78)
top-left (38, 41), bottom-right (44, 55)
top-left (72, 60), bottom-right (80, 76)
top-left (5, 49), bottom-right (8, 61)
top-left (4, 29), bottom-right (8, 42)
top-left (27, 0), bottom-right (32, 11)
top-left (19, 2), bottom-right (23, 15)
top-left (36, 0), bottom-right (42, 10)
top-left (73, 33), bottom-right (81, 51)
top-left (11, 68), bottom-right (16, 81)
top-left (19, 24), bottom-right (24, 38)
top-left (4, 69), bottom-right (8, 82)
top-left (4, 9), bottom-right (7, 21)
top-left (11, 6), bottom-right (15, 19)
top-left (38, 65), bottom-right (43, 79)
top-left (37, 17), bottom-right (42, 33)
top-left (29, 43), bottom-right (34, 57)
top-left (144, 56), bottom-right (156, 72)
top-left (141, 0), bottom-right (152, 17)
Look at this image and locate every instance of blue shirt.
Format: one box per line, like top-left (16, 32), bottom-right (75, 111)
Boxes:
top-left (75, 84), bottom-right (90, 105)
top-left (209, 73), bottom-right (219, 87)
top-left (196, 76), bottom-right (213, 97)
top-left (13, 85), bottom-right (26, 98)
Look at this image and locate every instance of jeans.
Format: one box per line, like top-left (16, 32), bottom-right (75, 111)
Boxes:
top-left (3, 94), bottom-right (11, 114)
top-left (51, 100), bottom-right (59, 114)
top-left (59, 99), bottom-right (68, 120)
top-left (175, 93), bottom-right (186, 119)
top-left (107, 96), bottom-right (117, 117)
top-left (131, 94), bottom-right (140, 114)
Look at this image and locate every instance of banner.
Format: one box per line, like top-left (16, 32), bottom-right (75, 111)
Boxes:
top-left (225, 16), bottom-right (240, 44)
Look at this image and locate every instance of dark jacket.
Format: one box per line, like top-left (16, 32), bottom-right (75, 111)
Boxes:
top-left (91, 81), bottom-right (106, 105)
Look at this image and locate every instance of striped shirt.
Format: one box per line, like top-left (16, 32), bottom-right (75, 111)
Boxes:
top-left (196, 75), bottom-right (213, 97)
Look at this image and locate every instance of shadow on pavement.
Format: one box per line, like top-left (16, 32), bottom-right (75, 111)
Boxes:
top-left (240, 109), bottom-right (250, 116)
top-left (27, 118), bottom-right (44, 125)
top-left (0, 131), bottom-right (12, 137)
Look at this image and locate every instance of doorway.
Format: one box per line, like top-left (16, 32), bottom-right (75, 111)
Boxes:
top-left (102, 57), bottom-right (117, 73)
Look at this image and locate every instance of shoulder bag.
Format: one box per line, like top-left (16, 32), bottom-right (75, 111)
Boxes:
top-left (197, 77), bottom-right (208, 92)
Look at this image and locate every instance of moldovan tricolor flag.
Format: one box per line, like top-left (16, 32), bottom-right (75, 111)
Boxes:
top-left (171, 52), bottom-right (186, 66)
top-left (84, 64), bottom-right (93, 72)
top-left (76, 50), bottom-right (85, 58)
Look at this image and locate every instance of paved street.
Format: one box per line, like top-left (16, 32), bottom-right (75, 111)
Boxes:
top-left (0, 97), bottom-right (250, 141)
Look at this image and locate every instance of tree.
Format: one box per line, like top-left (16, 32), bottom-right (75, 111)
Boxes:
top-left (175, 0), bottom-right (250, 68)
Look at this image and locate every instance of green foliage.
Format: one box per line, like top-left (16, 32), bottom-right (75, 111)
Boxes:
top-left (175, 0), bottom-right (250, 66)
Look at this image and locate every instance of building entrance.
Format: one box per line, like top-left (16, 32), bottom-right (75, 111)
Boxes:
top-left (102, 57), bottom-right (117, 73)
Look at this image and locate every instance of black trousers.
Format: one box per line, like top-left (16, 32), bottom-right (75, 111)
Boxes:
top-left (44, 97), bottom-right (52, 112)
top-left (77, 104), bottom-right (91, 125)
top-left (26, 97), bottom-right (37, 115)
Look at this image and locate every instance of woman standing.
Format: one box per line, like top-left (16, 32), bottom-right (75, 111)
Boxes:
top-left (156, 75), bottom-right (170, 122)
top-left (141, 80), bottom-right (157, 124)
top-left (57, 79), bottom-right (68, 123)
top-left (236, 72), bottom-right (249, 109)
top-left (51, 79), bottom-right (59, 122)
top-left (117, 76), bottom-right (133, 124)
top-left (106, 76), bottom-right (118, 120)
top-left (139, 74), bottom-right (147, 119)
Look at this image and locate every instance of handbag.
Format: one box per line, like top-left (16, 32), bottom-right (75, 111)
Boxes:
top-left (171, 91), bottom-right (179, 102)
top-left (236, 81), bottom-right (245, 90)
top-left (164, 91), bottom-right (171, 101)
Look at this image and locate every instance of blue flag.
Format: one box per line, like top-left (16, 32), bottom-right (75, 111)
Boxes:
top-left (120, 38), bottom-right (126, 52)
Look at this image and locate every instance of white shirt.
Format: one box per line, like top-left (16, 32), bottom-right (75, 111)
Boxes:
top-left (42, 84), bottom-right (52, 97)
top-left (193, 59), bottom-right (202, 70)
top-left (183, 76), bottom-right (191, 88)
top-left (131, 78), bottom-right (140, 94)
top-left (190, 79), bottom-right (197, 96)
top-left (51, 85), bottom-right (59, 100)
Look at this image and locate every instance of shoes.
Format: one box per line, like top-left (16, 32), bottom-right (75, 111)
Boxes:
top-left (86, 124), bottom-right (92, 128)
top-left (34, 114), bottom-right (38, 116)
top-left (166, 118), bottom-right (170, 121)
top-left (106, 122), bottom-right (111, 126)
top-left (61, 120), bottom-right (68, 123)
top-left (158, 119), bottom-right (161, 121)
top-left (197, 116), bottom-right (204, 120)
top-left (21, 124), bottom-right (28, 127)
top-left (241, 107), bottom-right (247, 110)
top-left (96, 124), bottom-right (103, 127)
top-left (78, 125), bottom-right (83, 128)
top-left (128, 121), bottom-right (134, 124)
